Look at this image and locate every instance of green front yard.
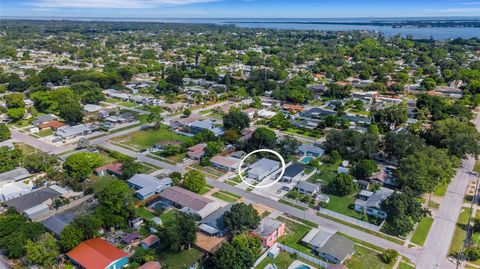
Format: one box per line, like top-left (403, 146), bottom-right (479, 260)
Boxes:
top-left (276, 217), bottom-right (312, 254)
top-left (254, 251), bottom-right (319, 269)
top-left (37, 128), bottom-right (53, 137)
top-left (450, 207), bottom-right (471, 255)
top-left (410, 217), bottom-right (434, 246)
top-left (398, 261), bottom-right (416, 269)
top-left (91, 176), bottom-right (117, 193)
top-left (307, 160), bottom-right (341, 184)
top-left (111, 125), bottom-right (191, 150)
top-left (157, 248), bottom-right (204, 269)
top-left (160, 209), bottom-right (178, 224)
top-left (135, 207), bottom-right (156, 220)
top-left (345, 245), bottom-right (392, 269)
top-left (212, 191), bottom-right (238, 203)
top-left (324, 193), bottom-right (365, 220)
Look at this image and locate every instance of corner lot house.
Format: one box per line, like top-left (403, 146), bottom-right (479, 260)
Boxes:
top-left (127, 174), bottom-right (172, 200)
top-left (354, 187), bottom-right (394, 219)
top-left (282, 163), bottom-right (305, 183)
top-left (67, 238), bottom-right (129, 269)
top-left (55, 124), bottom-right (93, 140)
top-left (210, 155), bottom-right (242, 172)
top-left (302, 227), bottom-right (355, 264)
top-left (251, 217), bottom-right (285, 247)
top-left (247, 158), bottom-right (280, 181)
top-left (296, 181), bottom-right (320, 195)
top-left (159, 186), bottom-right (221, 219)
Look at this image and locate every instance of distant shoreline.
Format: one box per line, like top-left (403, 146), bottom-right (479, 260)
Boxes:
top-left (221, 20), bottom-right (480, 28)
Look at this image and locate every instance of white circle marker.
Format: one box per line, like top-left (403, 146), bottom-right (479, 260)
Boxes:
top-left (237, 149), bottom-right (286, 189)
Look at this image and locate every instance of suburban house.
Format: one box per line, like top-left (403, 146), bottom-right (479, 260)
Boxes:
top-left (301, 227), bottom-right (355, 264)
top-left (243, 108), bottom-right (259, 119)
top-left (32, 114), bottom-right (57, 126)
top-left (41, 212), bottom-right (75, 238)
top-left (38, 120), bottom-right (66, 130)
top-left (354, 188), bottom-right (394, 219)
top-left (0, 167), bottom-right (30, 185)
top-left (297, 144), bottom-right (324, 157)
top-left (188, 119), bottom-right (225, 137)
top-left (0, 181), bottom-right (31, 202)
top-left (94, 163), bottom-right (123, 178)
top-left (67, 238), bottom-right (129, 269)
top-left (198, 203), bottom-right (234, 237)
top-left (4, 185), bottom-right (67, 219)
top-left (301, 107), bottom-right (336, 118)
top-left (296, 181), bottom-right (320, 195)
top-left (141, 234), bottom-right (160, 249)
top-left (55, 124), bottom-right (94, 140)
top-left (127, 174), bottom-right (172, 200)
top-left (281, 163), bottom-right (305, 183)
top-left (159, 186), bottom-right (221, 219)
top-left (187, 143), bottom-right (207, 160)
top-left (209, 155), bottom-right (242, 172)
top-left (247, 158), bottom-right (280, 181)
top-left (282, 104), bottom-right (305, 113)
top-left (251, 217), bottom-right (285, 247)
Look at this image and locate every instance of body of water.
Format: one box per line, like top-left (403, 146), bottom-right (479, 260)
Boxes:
top-left (3, 17), bottom-right (480, 40)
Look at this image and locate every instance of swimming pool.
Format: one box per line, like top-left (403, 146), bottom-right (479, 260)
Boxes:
top-left (294, 265), bottom-right (311, 269)
top-left (300, 156), bottom-right (313, 164)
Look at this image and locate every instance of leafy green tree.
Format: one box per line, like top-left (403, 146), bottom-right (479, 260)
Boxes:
top-left (4, 93), bottom-right (25, 108)
top-left (464, 247), bottom-right (480, 261)
top-left (209, 234), bottom-right (260, 269)
top-left (25, 233), bottom-right (59, 268)
top-left (325, 129), bottom-right (379, 161)
top-left (381, 249), bottom-right (399, 264)
top-left (120, 158), bottom-right (142, 180)
top-left (7, 107), bottom-right (25, 122)
top-left (223, 108), bottom-right (250, 131)
top-left (421, 77), bottom-right (436, 90)
top-left (425, 118), bottom-right (480, 159)
top-left (147, 106), bottom-right (164, 129)
top-left (269, 112), bottom-right (291, 130)
top-left (72, 214), bottom-right (103, 239)
top-left (0, 146), bottom-right (22, 173)
top-left (58, 99), bottom-right (84, 125)
top-left (64, 152), bottom-right (103, 182)
top-left (223, 129), bottom-right (240, 144)
top-left (70, 81), bottom-right (105, 104)
top-left (352, 159), bottom-right (378, 180)
top-left (183, 109), bottom-right (192, 117)
top-left (96, 180), bottom-right (135, 228)
top-left (251, 96), bottom-right (262, 109)
top-left (182, 170), bottom-right (206, 193)
top-left (384, 130), bottom-right (425, 161)
top-left (0, 124), bottom-right (10, 142)
top-left (276, 136), bottom-right (300, 159)
top-left (166, 69), bottom-right (184, 86)
top-left (157, 212), bottom-right (197, 252)
top-left (0, 214), bottom-right (44, 259)
top-left (22, 151), bottom-right (59, 173)
top-left (246, 127), bottom-right (276, 151)
top-left (381, 191), bottom-right (429, 236)
top-left (59, 225), bottom-right (84, 252)
top-left (324, 84), bottom-right (352, 99)
top-left (38, 66), bottom-right (63, 85)
top-left (131, 247), bottom-right (155, 264)
top-left (371, 105), bottom-right (408, 132)
top-left (169, 171), bottom-right (182, 186)
top-left (223, 203), bottom-right (261, 235)
top-left (327, 173), bottom-right (357, 195)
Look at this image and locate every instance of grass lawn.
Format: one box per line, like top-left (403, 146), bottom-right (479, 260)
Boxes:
top-left (37, 128), bottom-right (53, 137)
top-left (307, 160), bottom-right (341, 184)
top-left (191, 164), bottom-right (225, 178)
top-left (119, 101), bottom-right (136, 107)
top-left (254, 251), bottom-right (319, 269)
top-left (279, 199), bottom-right (307, 210)
top-left (324, 193), bottom-right (365, 220)
top-left (410, 217), bottom-right (434, 246)
top-left (198, 185), bottom-right (213, 195)
top-left (212, 191), bottom-right (238, 203)
top-left (345, 245), bottom-right (392, 269)
top-left (92, 176), bottom-right (117, 193)
top-left (450, 207), bottom-right (471, 254)
top-left (276, 216), bottom-right (312, 254)
top-left (157, 248), bottom-right (204, 269)
top-left (135, 207), bottom-right (156, 220)
top-left (398, 261), bottom-right (415, 269)
top-left (98, 152), bottom-right (118, 166)
top-left (474, 159), bottom-right (480, 174)
top-left (218, 190), bottom-right (241, 199)
top-left (13, 142), bottom-right (37, 154)
top-left (112, 125), bottom-right (191, 150)
top-left (166, 152), bottom-right (187, 163)
top-left (434, 183), bottom-right (449, 197)
top-left (105, 98), bottom-right (120, 103)
top-left (160, 209), bottom-right (178, 224)
top-left (283, 127), bottom-right (322, 139)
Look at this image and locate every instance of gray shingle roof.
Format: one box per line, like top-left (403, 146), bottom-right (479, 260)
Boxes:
top-left (4, 186), bottom-right (62, 212)
top-left (284, 163), bottom-right (304, 178)
top-left (317, 234), bottom-right (355, 262)
top-left (41, 212), bottom-right (75, 236)
top-left (0, 167), bottom-right (30, 183)
top-left (160, 186), bottom-right (214, 211)
top-left (199, 203), bottom-right (234, 233)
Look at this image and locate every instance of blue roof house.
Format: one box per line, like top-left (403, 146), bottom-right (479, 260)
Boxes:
top-left (188, 119), bottom-right (225, 137)
top-left (127, 174), bottom-right (172, 200)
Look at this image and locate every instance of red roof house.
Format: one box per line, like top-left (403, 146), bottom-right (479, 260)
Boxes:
top-left (94, 163), bottom-right (123, 177)
top-left (67, 238), bottom-right (129, 269)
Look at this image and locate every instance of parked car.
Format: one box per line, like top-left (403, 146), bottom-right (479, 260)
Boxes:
top-left (281, 186), bottom-right (291, 191)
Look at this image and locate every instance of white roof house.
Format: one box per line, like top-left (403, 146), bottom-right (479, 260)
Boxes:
top-left (247, 158), bottom-right (280, 181)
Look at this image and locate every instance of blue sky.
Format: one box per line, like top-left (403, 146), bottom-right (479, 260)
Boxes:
top-left (1, 0), bottom-right (480, 18)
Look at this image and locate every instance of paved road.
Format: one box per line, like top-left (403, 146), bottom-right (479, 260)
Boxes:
top-left (417, 112), bottom-right (480, 269)
top-left (10, 129), bottom-right (58, 153)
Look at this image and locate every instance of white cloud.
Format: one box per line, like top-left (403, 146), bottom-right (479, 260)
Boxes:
top-left (32, 0), bottom-right (219, 9)
top-left (441, 7), bottom-right (480, 12)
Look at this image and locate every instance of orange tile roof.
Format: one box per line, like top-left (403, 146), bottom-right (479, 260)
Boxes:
top-left (282, 104), bottom-right (305, 112)
top-left (38, 120), bottom-right (65, 129)
top-left (67, 238), bottom-right (128, 269)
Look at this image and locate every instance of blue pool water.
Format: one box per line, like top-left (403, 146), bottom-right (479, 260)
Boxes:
top-left (295, 265), bottom-right (311, 269)
top-left (300, 157), bottom-right (313, 164)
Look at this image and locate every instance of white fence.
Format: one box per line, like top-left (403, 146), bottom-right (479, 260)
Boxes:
top-left (277, 243), bottom-right (330, 268)
top-left (318, 208), bottom-right (383, 231)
